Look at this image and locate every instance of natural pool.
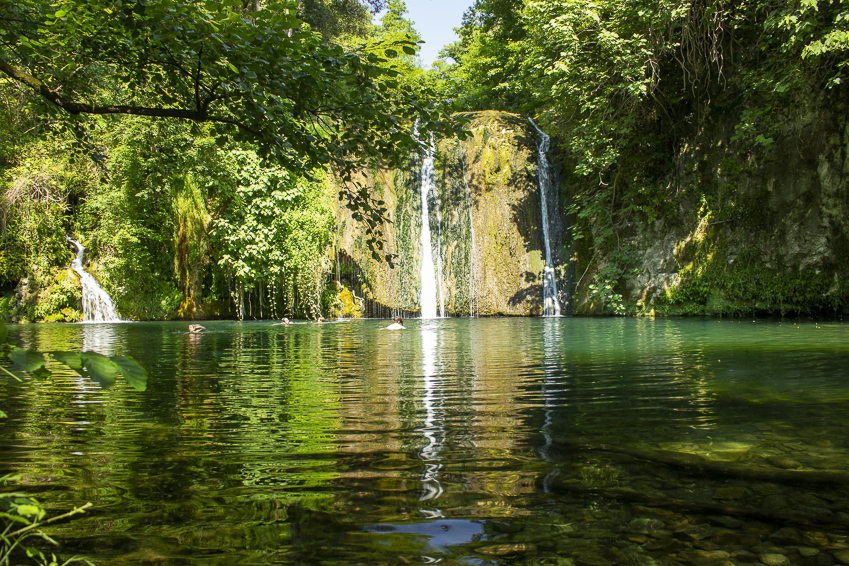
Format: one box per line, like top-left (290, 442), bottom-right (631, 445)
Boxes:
top-left (2, 317), bottom-right (849, 566)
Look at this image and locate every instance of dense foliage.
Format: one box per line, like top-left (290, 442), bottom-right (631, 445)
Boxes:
top-left (0, 0), bottom-right (451, 321)
top-left (441, 0), bottom-right (849, 314)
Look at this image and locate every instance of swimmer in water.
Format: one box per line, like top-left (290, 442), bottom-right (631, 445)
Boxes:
top-left (384, 316), bottom-right (405, 330)
top-left (189, 324), bottom-right (205, 333)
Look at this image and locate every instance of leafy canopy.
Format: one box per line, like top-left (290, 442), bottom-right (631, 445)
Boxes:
top-left (0, 0), bottom-right (458, 229)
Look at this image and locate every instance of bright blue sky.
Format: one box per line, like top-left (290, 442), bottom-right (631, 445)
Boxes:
top-left (375, 0), bottom-right (475, 67)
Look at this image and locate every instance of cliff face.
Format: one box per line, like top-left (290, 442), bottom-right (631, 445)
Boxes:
top-left (571, 91), bottom-right (849, 316)
top-left (335, 111), bottom-right (570, 316)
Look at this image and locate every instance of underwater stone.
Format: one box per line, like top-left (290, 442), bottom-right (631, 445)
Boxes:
top-left (768, 456), bottom-right (803, 469)
top-left (769, 527), bottom-right (802, 546)
top-left (759, 554), bottom-right (791, 566)
top-left (707, 515), bottom-right (744, 529)
top-left (628, 518), bottom-right (667, 536)
top-left (712, 487), bottom-right (749, 500)
top-left (674, 523), bottom-right (713, 541)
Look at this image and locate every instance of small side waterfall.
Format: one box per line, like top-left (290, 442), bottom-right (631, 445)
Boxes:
top-left (419, 134), bottom-right (440, 319)
top-left (528, 118), bottom-right (562, 317)
top-left (68, 239), bottom-right (121, 322)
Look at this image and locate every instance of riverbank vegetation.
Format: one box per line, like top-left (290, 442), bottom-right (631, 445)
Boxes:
top-left (0, 0), bottom-right (460, 321)
top-left (2, 0), bottom-right (847, 321)
top-left (440, 0), bottom-right (849, 315)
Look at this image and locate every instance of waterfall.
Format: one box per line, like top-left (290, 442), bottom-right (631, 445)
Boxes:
top-left (462, 155), bottom-right (478, 317)
top-left (419, 133), bottom-right (440, 319)
top-left (68, 239), bottom-right (121, 322)
top-left (528, 118), bottom-right (562, 317)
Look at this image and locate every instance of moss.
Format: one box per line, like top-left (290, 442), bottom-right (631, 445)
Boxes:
top-left (655, 237), bottom-right (847, 316)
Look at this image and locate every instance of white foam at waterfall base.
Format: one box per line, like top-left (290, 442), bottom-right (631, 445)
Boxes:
top-left (528, 118), bottom-right (562, 317)
top-left (68, 239), bottom-right (122, 322)
top-left (419, 135), bottom-right (440, 319)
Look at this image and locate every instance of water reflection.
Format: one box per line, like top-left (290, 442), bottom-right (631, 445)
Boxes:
top-left (3, 318), bottom-right (849, 566)
top-left (419, 321), bottom-right (444, 507)
top-left (81, 322), bottom-right (122, 355)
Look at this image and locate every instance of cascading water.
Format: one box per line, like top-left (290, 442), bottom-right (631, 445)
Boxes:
top-left (462, 156), bottom-right (478, 317)
top-left (419, 133), bottom-right (440, 319)
top-left (68, 238), bottom-right (121, 322)
top-left (528, 118), bottom-right (562, 317)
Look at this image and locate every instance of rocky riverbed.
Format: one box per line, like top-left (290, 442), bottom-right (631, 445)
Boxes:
top-left (465, 427), bottom-right (849, 566)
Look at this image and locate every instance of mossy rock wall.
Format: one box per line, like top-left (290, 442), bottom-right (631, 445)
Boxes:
top-left (335, 111), bottom-right (570, 316)
top-left (571, 91), bottom-right (849, 316)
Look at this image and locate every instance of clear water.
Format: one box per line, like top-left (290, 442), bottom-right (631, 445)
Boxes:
top-left (2, 318), bottom-right (849, 565)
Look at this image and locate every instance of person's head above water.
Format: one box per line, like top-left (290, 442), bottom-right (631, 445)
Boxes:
top-left (394, 316), bottom-right (403, 325)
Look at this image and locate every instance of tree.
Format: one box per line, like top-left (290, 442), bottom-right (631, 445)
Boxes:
top-left (0, 0), bottom-right (457, 245)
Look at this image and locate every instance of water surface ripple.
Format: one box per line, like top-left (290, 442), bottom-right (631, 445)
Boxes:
top-left (2, 317), bottom-right (849, 565)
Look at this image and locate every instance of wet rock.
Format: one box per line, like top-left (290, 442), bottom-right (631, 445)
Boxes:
top-left (798, 547), bottom-right (820, 558)
top-left (732, 550), bottom-right (759, 562)
top-left (768, 456), bottom-right (802, 469)
top-left (572, 550), bottom-right (612, 566)
top-left (674, 523), bottom-right (713, 541)
top-left (833, 550), bottom-right (849, 565)
top-left (696, 550), bottom-right (731, 560)
top-left (803, 532), bottom-right (830, 546)
top-left (762, 494), bottom-right (790, 510)
top-left (490, 520), bottom-right (524, 534)
top-left (816, 552), bottom-right (837, 566)
top-left (708, 515), bottom-right (744, 529)
top-left (712, 487), bottom-right (749, 500)
top-left (712, 529), bottom-right (744, 546)
top-left (612, 547), bottom-right (655, 565)
top-left (628, 518), bottom-right (667, 536)
top-left (759, 553), bottom-right (791, 566)
top-left (770, 527), bottom-right (802, 546)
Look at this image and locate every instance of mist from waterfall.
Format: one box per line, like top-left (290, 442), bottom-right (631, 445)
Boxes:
top-left (68, 238), bottom-right (122, 322)
top-left (528, 118), bottom-right (562, 317)
top-left (419, 133), bottom-right (440, 319)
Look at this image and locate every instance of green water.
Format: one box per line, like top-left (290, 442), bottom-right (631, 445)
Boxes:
top-left (2, 318), bottom-right (849, 565)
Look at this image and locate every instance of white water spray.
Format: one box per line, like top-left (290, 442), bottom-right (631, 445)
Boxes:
top-left (528, 118), bottom-right (562, 317)
top-left (419, 133), bottom-right (440, 319)
top-left (68, 239), bottom-right (121, 322)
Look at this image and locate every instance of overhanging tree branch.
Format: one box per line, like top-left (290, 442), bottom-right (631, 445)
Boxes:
top-left (0, 56), bottom-right (264, 137)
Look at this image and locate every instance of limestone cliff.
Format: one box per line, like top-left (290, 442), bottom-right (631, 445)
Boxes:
top-left (335, 111), bottom-right (570, 316)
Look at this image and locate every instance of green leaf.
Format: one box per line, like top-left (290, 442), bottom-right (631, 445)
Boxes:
top-left (8, 347), bottom-right (49, 378)
top-left (111, 356), bottom-right (148, 391)
top-left (15, 504), bottom-right (46, 521)
top-left (51, 351), bottom-right (86, 374)
top-left (80, 352), bottom-right (119, 389)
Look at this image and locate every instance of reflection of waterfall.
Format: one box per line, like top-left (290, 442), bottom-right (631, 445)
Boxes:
top-left (528, 118), bottom-right (562, 317)
top-left (419, 323), bottom-right (444, 509)
top-left (419, 134), bottom-right (440, 319)
top-left (82, 323), bottom-right (120, 355)
top-left (68, 239), bottom-right (121, 322)
top-left (540, 318), bottom-right (562, 492)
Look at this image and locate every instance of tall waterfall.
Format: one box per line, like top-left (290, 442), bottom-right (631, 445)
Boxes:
top-left (528, 118), bottom-right (562, 317)
top-left (68, 239), bottom-right (122, 322)
top-left (419, 134), bottom-right (440, 319)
